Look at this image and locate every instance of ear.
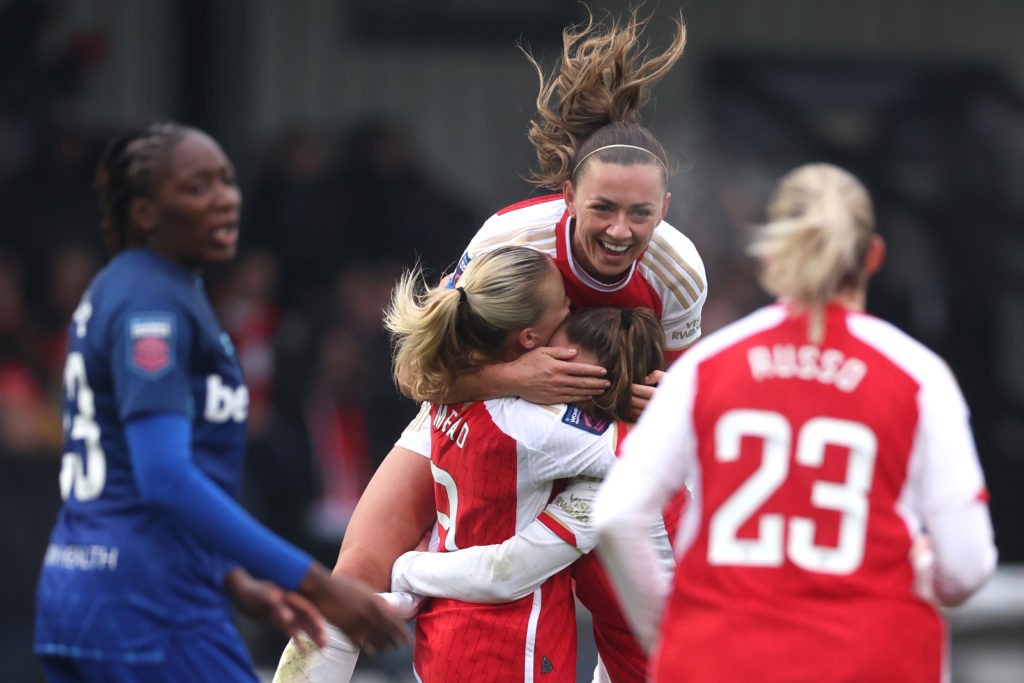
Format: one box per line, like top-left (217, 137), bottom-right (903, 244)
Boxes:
top-left (129, 197), bottom-right (159, 234)
top-left (562, 180), bottom-right (576, 217)
top-left (660, 191), bottom-right (672, 222)
top-left (865, 235), bottom-right (886, 276)
top-left (517, 327), bottom-right (543, 351)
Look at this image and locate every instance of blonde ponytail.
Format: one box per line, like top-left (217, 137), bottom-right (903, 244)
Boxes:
top-left (385, 246), bottom-right (558, 401)
top-left (748, 163), bottom-right (875, 341)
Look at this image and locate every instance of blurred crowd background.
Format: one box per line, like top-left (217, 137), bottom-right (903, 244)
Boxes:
top-left (1, 1), bottom-right (1022, 681)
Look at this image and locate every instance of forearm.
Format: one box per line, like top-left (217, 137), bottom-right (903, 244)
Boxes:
top-left (392, 525), bottom-right (582, 602)
top-left (928, 502), bottom-right (998, 606)
top-left (126, 414), bottom-right (312, 589)
top-left (422, 363), bottom-right (511, 404)
top-left (332, 446), bottom-right (436, 589)
top-left (392, 478), bottom-right (601, 602)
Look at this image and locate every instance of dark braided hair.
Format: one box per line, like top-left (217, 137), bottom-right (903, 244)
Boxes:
top-left (93, 122), bottom-right (191, 252)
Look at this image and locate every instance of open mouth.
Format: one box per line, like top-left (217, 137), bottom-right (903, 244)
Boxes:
top-left (598, 240), bottom-right (631, 254)
top-left (213, 224), bottom-right (239, 247)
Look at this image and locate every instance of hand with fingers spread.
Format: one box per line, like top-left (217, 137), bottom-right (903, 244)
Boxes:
top-left (505, 346), bottom-right (610, 404)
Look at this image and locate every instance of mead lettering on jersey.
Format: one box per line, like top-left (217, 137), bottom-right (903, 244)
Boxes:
top-left (433, 404), bottom-right (469, 448)
top-left (747, 344), bottom-right (867, 393)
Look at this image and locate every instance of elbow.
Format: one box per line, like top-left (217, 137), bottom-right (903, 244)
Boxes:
top-left (934, 544), bottom-right (998, 607)
top-left (136, 467), bottom-right (191, 509)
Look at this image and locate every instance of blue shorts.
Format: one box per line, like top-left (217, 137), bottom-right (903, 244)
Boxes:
top-left (39, 619), bottom-right (258, 683)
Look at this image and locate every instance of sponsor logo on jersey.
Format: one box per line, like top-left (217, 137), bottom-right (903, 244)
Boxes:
top-left (128, 314), bottom-right (175, 377)
top-left (541, 656), bottom-right (554, 674)
top-left (561, 405), bottom-right (610, 434)
top-left (204, 374), bottom-right (249, 423)
top-left (672, 316), bottom-right (701, 342)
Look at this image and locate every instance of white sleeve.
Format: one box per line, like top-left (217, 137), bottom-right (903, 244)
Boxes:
top-left (928, 504), bottom-right (997, 606)
top-left (915, 360), bottom-right (997, 605)
top-left (376, 591), bottom-right (426, 621)
top-left (594, 356), bottom-right (697, 650)
top-left (645, 223), bottom-right (708, 351)
top-left (490, 400), bottom-right (617, 482)
top-left (272, 625), bottom-right (359, 683)
top-left (389, 477), bottom-right (602, 602)
top-left (394, 401), bottom-right (432, 457)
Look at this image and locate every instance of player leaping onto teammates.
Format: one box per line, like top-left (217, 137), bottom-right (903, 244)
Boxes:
top-left (276, 6), bottom-right (703, 682)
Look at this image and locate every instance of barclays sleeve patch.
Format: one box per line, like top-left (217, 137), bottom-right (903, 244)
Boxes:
top-left (127, 313), bottom-right (175, 377)
top-left (561, 405), bottom-right (610, 435)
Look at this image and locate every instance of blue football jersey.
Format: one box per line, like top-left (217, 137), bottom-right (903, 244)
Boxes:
top-left (35, 248), bottom-right (250, 661)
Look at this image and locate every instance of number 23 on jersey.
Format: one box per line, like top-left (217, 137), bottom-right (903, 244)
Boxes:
top-left (708, 409), bottom-right (877, 575)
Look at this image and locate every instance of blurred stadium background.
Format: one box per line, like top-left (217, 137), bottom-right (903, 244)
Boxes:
top-left (0, 1), bottom-right (1021, 681)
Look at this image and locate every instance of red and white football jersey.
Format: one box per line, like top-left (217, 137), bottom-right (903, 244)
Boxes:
top-left (452, 195), bottom-right (707, 353)
top-left (411, 398), bottom-right (622, 683)
top-left (596, 302), bottom-right (996, 683)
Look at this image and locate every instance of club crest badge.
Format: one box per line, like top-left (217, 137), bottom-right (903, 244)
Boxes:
top-left (128, 314), bottom-right (175, 377)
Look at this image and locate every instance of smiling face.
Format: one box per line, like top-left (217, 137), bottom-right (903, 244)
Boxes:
top-left (141, 130), bottom-right (241, 269)
top-left (563, 160), bottom-right (670, 284)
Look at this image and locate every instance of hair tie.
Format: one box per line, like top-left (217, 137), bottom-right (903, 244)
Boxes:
top-left (620, 308), bottom-right (634, 330)
top-left (456, 286), bottom-right (468, 305)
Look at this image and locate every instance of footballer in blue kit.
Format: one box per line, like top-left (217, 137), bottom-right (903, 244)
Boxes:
top-left (33, 122), bottom-right (408, 683)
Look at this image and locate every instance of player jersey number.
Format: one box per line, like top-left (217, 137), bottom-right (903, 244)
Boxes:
top-left (59, 351), bottom-right (107, 501)
top-left (430, 462), bottom-right (460, 552)
top-left (708, 409), bottom-right (877, 575)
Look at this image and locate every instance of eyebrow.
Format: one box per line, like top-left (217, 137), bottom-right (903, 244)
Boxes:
top-left (176, 163), bottom-right (234, 179)
top-left (589, 195), bottom-right (656, 208)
